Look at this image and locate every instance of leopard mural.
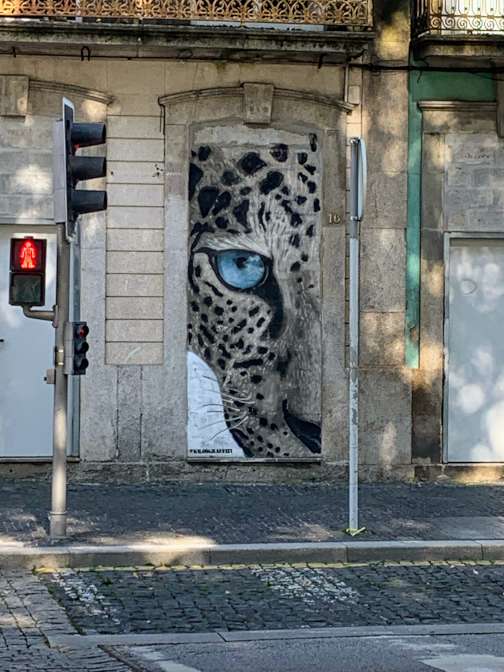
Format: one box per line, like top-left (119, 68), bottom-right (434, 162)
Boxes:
top-left (187, 129), bottom-right (322, 460)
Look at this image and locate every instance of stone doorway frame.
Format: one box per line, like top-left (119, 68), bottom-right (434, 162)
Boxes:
top-left (159, 83), bottom-right (351, 463)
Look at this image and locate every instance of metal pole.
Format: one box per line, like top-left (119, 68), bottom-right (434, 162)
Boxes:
top-left (348, 227), bottom-right (360, 532)
top-left (348, 138), bottom-right (361, 535)
top-left (49, 223), bottom-right (70, 540)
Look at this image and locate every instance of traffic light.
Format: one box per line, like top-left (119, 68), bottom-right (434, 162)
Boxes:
top-left (65, 321), bottom-right (90, 375)
top-left (9, 237), bottom-right (47, 306)
top-left (54, 98), bottom-right (107, 238)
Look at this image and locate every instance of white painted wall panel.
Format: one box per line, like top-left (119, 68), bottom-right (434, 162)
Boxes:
top-left (447, 239), bottom-right (504, 462)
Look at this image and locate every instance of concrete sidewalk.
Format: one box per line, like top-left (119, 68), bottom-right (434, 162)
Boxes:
top-left (2, 480), bottom-right (504, 566)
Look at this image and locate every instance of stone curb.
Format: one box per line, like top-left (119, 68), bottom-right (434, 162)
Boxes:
top-left (1, 539), bottom-right (504, 568)
top-left (47, 622), bottom-right (504, 649)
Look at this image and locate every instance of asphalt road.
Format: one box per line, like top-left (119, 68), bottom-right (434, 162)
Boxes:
top-left (124, 632), bottom-right (504, 672)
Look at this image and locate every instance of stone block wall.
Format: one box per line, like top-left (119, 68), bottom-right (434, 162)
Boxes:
top-left (0, 76), bottom-right (52, 225)
top-left (358, 35), bottom-right (412, 473)
top-left (105, 115), bottom-right (165, 366)
top-left (416, 101), bottom-right (504, 466)
top-left (0, 50), bottom-right (413, 481)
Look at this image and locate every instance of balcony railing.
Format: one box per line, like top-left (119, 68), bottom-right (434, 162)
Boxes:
top-left (0, 0), bottom-right (373, 28)
top-left (414, 0), bottom-right (504, 36)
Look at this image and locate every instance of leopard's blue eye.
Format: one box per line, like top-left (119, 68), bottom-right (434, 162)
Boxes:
top-left (214, 250), bottom-right (267, 290)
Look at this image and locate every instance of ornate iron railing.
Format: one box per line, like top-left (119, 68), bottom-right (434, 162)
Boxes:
top-left (414, 0), bottom-right (504, 35)
top-left (0, 0), bottom-right (373, 27)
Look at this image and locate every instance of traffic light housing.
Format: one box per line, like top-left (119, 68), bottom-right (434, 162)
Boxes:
top-left (9, 237), bottom-right (47, 306)
top-left (65, 321), bottom-right (90, 376)
top-left (54, 98), bottom-right (107, 239)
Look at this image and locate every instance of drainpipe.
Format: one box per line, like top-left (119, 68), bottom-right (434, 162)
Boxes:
top-left (347, 137), bottom-right (367, 537)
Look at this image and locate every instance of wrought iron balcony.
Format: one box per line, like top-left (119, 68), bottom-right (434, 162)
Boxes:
top-left (0, 0), bottom-right (373, 29)
top-left (414, 0), bottom-right (504, 36)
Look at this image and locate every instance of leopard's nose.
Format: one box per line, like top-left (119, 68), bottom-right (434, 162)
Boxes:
top-left (282, 400), bottom-right (321, 454)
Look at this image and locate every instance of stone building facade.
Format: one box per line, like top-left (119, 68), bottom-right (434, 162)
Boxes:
top-left (1, 1), bottom-right (503, 482)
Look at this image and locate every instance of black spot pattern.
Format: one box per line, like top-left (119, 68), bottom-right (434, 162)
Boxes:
top-left (239, 152), bottom-right (267, 176)
top-left (189, 164), bottom-right (203, 200)
top-left (222, 170), bottom-right (241, 186)
top-left (198, 146), bottom-right (212, 161)
top-left (233, 200), bottom-right (250, 230)
top-left (213, 192), bottom-right (231, 216)
top-left (260, 171), bottom-right (284, 195)
top-left (198, 187), bottom-right (219, 218)
top-left (271, 144), bottom-right (289, 162)
top-left (289, 233), bottom-right (300, 248)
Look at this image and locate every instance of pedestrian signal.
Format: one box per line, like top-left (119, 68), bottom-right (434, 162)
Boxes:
top-left (9, 237), bottom-right (46, 306)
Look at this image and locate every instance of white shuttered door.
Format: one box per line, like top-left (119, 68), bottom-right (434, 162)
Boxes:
top-left (0, 227), bottom-right (55, 457)
top-left (446, 239), bottom-right (504, 462)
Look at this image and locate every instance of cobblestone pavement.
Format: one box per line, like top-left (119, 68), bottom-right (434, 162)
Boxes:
top-left (3, 480), bottom-right (504, 544)
top-left (4, 562), bottom-right (504, 670)
top-left (40, 561), bottom-right (504, 634)
top-left (0, 571), bottom-right (135, 672)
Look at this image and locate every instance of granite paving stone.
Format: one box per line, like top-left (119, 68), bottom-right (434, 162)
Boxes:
top-left (2, 481), bottom-right (504, 545)
top-left (0, 646), bottom-right (136, 672)
top-left (39, 562), bottom-right (504, 635)
top-left (0, 570), bottom-right (137, 671)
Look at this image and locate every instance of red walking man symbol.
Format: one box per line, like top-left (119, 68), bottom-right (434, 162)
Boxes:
top-left (19, 240), bottom-right (37, 270)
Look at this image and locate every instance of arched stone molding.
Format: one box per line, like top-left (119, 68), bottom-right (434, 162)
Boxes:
top-left (30, 79), bottom-right (113, 105)
top-left (153, 84), bottom-right (351, 464)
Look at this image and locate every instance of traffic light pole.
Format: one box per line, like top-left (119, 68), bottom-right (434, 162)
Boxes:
top-left (49, 223), bottom-right (70, 540)
top-left (22, 306), bottom-right (54, 322)
top-left (47, 101), bottom-right (106, 540)
top-left (10, 103), bottom-right (106, 541)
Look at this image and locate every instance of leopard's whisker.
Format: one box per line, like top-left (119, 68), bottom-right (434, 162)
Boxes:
top-left (208, 415), bottom-right (248, 442)
top-left (200, 403), bottom-right (234, 409)
top-left (221, 393), bottom-right (255, 405)
top-left (200, 402), bottom-right (245, 413)
top-left (198, 386), bottom-right (252, 405)
top-left (198, 375), bottom-right (255, 405)
top-left (201, 375), bottom-right (220, 384)
top-left (199, 415), bottom-right (245, 430)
